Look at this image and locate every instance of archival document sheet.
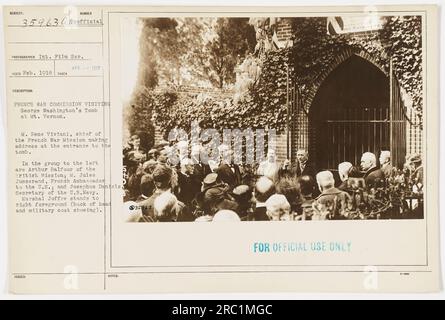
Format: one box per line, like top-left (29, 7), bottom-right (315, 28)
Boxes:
top-left (3, 5), bottom-right (440, 293)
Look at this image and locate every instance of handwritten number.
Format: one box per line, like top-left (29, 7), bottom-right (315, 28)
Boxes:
top-left (22, 17), bottom-right (65, 27)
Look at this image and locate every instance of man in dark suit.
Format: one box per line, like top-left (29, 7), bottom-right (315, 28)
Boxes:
top-left (177, 158), bottom-right (201, 208)
top-left (217, 163), bottom-right (242, 188)
top-left (312, 171), bottom-right (352, 220)
top-left (139, 164), bottom-right (173, 221)
top-left (190, 144), bottom-right (211, 184)
top-left (379, 150), bottom-right (394, 178)
top-left (278, 149), bottom-right (316, 180)
top-left (216, 144), bottom-right (242, 188)
top-left (294, 149), bottom-right (317, 177)
top-left (361, 152), bottom-right (385, 189)
top-left (408, 153), bottom-right (423, 187)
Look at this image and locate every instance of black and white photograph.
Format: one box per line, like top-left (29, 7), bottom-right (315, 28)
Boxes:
top-left (121, 15), bottom-right (424, 223)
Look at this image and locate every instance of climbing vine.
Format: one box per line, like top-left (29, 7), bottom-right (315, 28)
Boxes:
top-left (150, 49), bottom-right (290, 135)
top-left (142, 16), bottom-right (423, 137)
top-left (290, 16), bottom-right (422, 118)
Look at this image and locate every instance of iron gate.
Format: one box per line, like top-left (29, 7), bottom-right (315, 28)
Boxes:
top-left (287, 58), bottom-right (408, 171)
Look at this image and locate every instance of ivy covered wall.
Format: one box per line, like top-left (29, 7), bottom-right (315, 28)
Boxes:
top-left (148, 49), bottom-right (290, 136)
top-left (131, 16), bottom-right (422, 147)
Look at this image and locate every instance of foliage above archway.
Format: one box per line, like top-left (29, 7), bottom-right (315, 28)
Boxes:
top-left (290, 16), bottom-right (422, 119)
top-left (381, 16), bottom-right (423, 114)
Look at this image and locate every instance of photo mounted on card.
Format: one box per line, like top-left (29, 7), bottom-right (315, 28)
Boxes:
top-left (5, 5), bottom-right (440, 293)
top-left (121, 15), bottom-right (424, 224)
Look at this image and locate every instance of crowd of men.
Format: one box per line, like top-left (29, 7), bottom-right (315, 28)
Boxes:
top-left (123, 134), bottom-right (424, 222)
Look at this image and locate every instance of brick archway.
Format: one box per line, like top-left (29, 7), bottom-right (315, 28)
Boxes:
top-left (304, 49), bottom-right (388, 112)
top-left (289, 48), bottom-right (390, 164)
top-left (307, 52), bottom-right (391, 171)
